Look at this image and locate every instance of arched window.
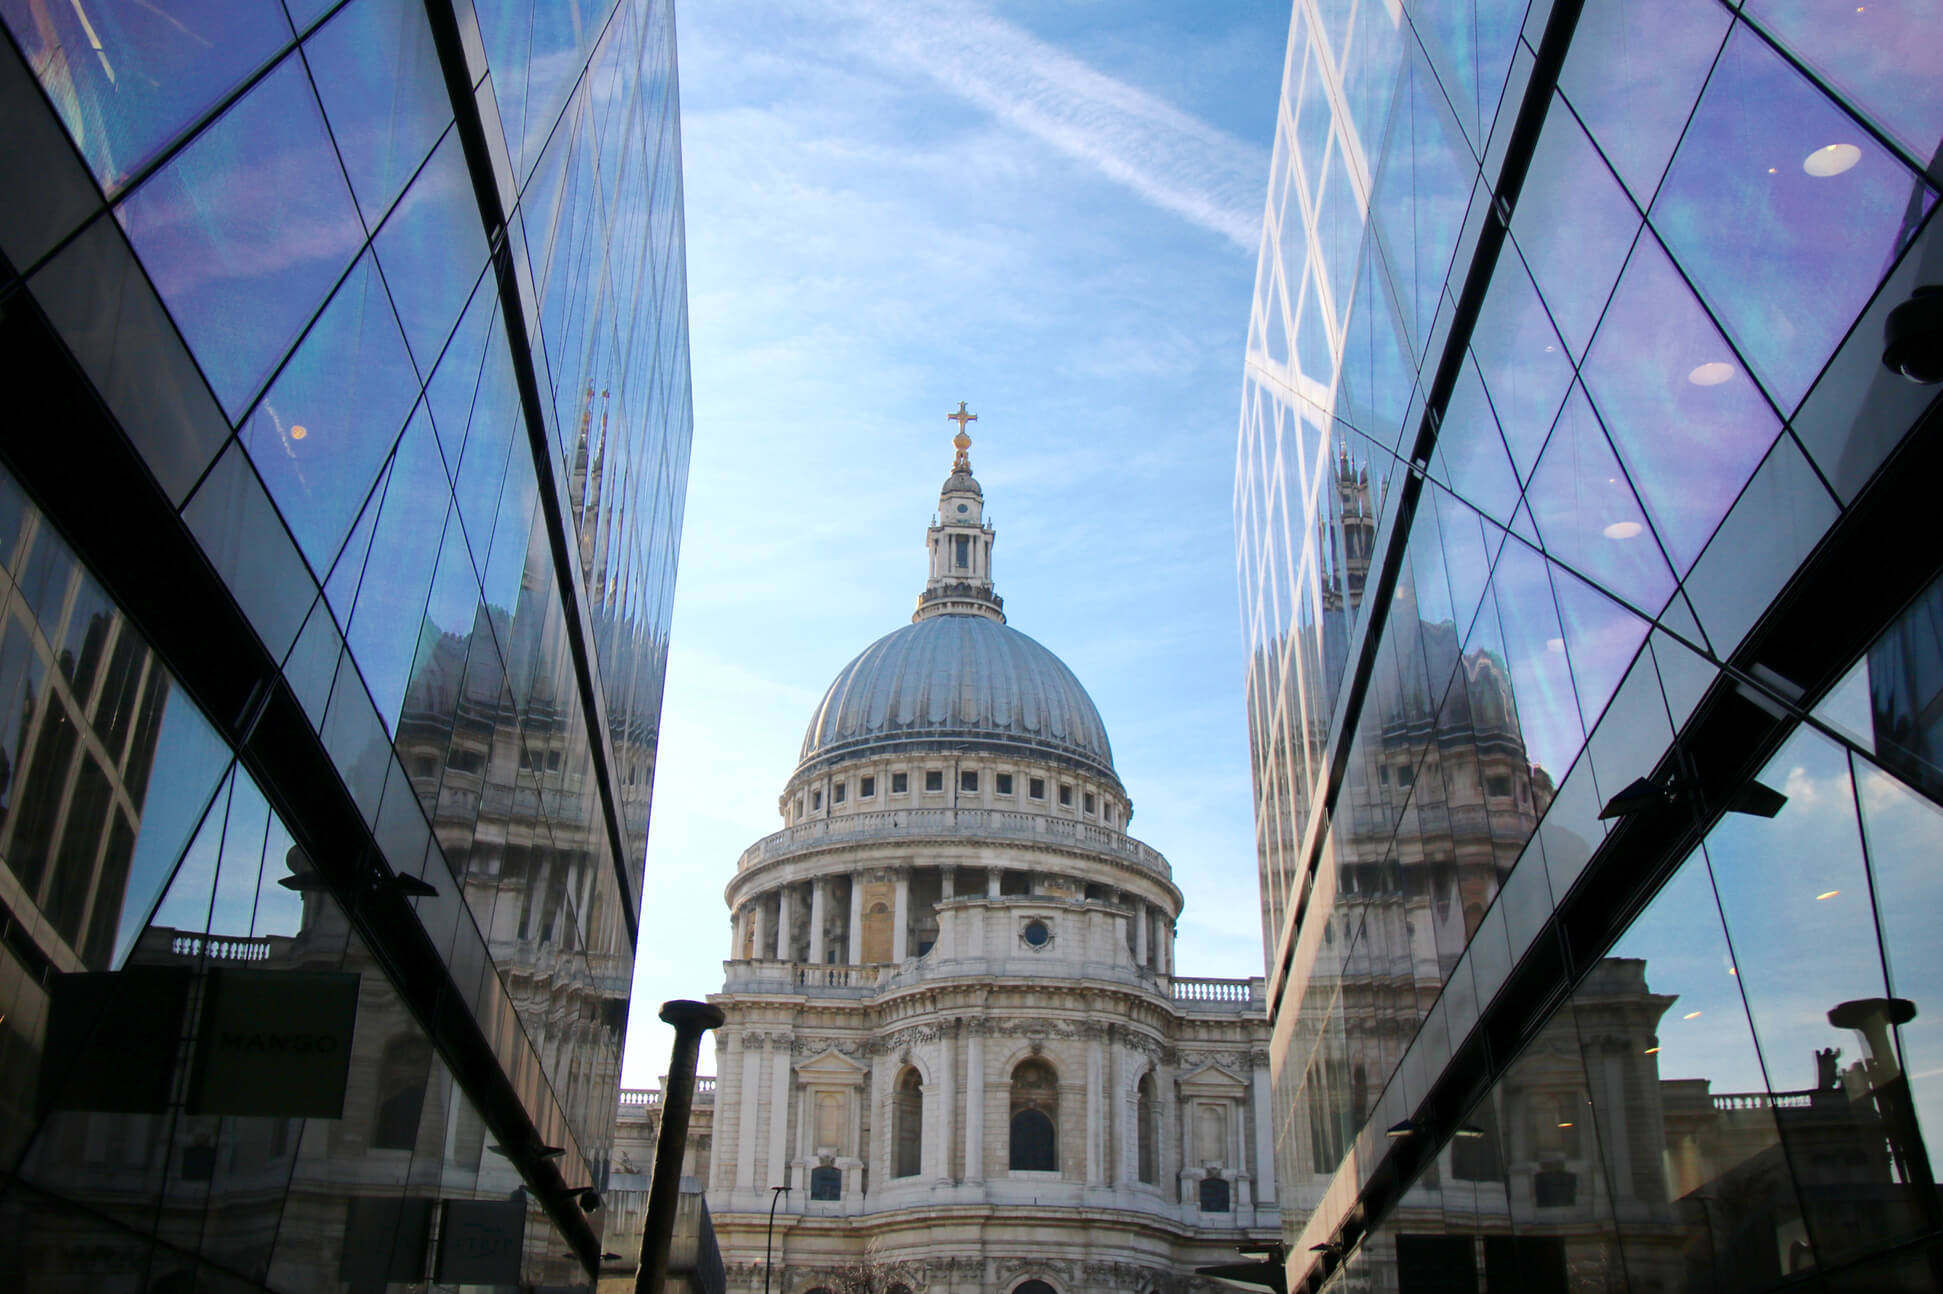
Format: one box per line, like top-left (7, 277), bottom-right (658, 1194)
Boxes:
top-left (1136, 1073), bottom-right (1158, 1185)
top-left (1010, 1059), bottom-right (1058, 1171)
top-left (1199, 1174), bottom-right (1231, 1212)
top-left (1014, 1282), bottom-right (1057, 1294)
top-left (893, 1067), bottom-right (923, 1177)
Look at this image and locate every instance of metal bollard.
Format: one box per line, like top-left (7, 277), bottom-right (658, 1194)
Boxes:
top-left (635, 999), bottom-right (726, 1294)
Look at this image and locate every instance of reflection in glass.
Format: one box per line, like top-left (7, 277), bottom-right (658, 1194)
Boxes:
top-left (1749, 0), bottom-right (1943, 172)
top-left (1580, 231), bottom-right (1781, 576)
top-left (1509, 102), bottom-right (1641, 362)
top-left (1652, 24), bottom-right (1934, 413)
top-left (1706, 724), bottom-right (1937, 1266)
top-left (241, 250), bottom-right (420, 576)
top-left (1523, 383), bottom-right (1675, 614)
top-left (115, 55), bottom-right (364, 420)
top-left (1559, 0), bottom-right (1732, 208)
top-left (302, 0), bottom-right (453, 227)
top-left (0, 0), bottom-right (293, 194)
top-left (1469, 251), bottom-right (1573, 484)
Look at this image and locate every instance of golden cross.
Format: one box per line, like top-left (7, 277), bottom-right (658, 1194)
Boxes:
top-left (947, 402), bottom-right (977, 434)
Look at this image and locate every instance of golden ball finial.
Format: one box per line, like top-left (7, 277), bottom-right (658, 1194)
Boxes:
top-left (953, 431), bottom-right (971, 451)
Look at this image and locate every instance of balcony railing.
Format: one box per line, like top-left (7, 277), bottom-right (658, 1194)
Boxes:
top-left (1171, 976), bottom-right (1264, 1006)
top-left (1711, 1090), bottom-right (1814, 1112)
top-left (723, 960), bottom-right (884, 996)
top-left (735, 808), bottom-right (1169, 875)
top-left (619, 1077), bottom-right (716, 1109)
top-left (170, 934), bottom-right (272, 962)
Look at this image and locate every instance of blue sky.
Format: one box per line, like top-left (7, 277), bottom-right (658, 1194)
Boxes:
top-left (620, 0), bottom-right (1292, 1084)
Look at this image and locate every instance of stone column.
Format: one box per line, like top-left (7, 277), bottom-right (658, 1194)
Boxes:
top-left (775, 884), bottom-right (794, 962)
top-left (769, 1034), bottom-right (793, 1189)
top-left (1158, 917), bottom-right (1172, 975)
top-left (736, 1036), bottom-right (762, 1194)
top-left (934, 1026), bottom-right (957, 1184)
top-left (1252, 1057), bottom-right (1277, 1205)
top-left (808, 877), bottom-right (828, 965)
top-left (964, 1023), bottom-right (985, 1182)
top-left (941, 867), bottom-right (955, 898)
top-left (986, 867), bottom-right (1002, 897)
top-left (1086, 1028), bottom-right (1104, 1185)
top-left (753, 900), bottom-right (770, 962)
top-left (892, 869), bottom-right (910, 962)
top-left (1134, 902), bottom-right (1149, 967)
top-left (848, 874), bottom-right (864, 963)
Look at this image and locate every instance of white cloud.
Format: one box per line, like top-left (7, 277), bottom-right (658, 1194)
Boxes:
top-left (839, 0), bottom-right (1270, 250)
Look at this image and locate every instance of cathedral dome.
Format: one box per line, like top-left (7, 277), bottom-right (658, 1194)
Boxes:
top-left (797, 614), bottom-right (1116, 781)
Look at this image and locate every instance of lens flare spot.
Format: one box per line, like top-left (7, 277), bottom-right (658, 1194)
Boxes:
top-left (1803, 143), bottom-right (1861, 177)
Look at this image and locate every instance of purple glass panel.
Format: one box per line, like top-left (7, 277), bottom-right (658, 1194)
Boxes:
top-left (116, 56), bottom-right (363, 420)
top-left (0, 0), bottom-right (292, 195)
top-left (241, 251), bottom-right (420, 576)
top-left (1433, 357), bottom-right (1521, 526)
top-left (1523, 383), bottom-right (1675, 613)
top-left (1750, 0), bottom-right (1943, 170)
top-left (303, 0), bottom-right (454, 228)
top-left (1580, 230), bottom-right (1781, 575)
top-left (1509, 99), bottom-right (1641, 362)
top-left (1559, 0), bottom-right (1732, 207)
top-left (1470, 250), bottom-right (1573, 485)
top-left (1473, 546), bottom-right (1584, 788)
top-left (1548, 563), bottom-right (1650, 737)
top-left (1653, 23), bottom-right (1934, 413)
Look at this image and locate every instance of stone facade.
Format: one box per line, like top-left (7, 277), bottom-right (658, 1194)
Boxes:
top-left (617, 429), bottom-right (1279, 1294)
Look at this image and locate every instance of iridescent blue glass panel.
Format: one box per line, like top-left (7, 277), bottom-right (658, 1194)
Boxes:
top-left (1469, 251), bottom-right (1572, 484)
top-left (1558, 0), bottom-right (1731, 207)
top-left (1373, 47), bottom-right (1474, 361)
top-left (1523, 383), bottom-right (1675, 613)
top-left (0, 0), bottom-right (293, 195)
top-left (1749, 0), bottom-right (1943, 170)
top-left (1432, 356), bottom-right (1521, 526)
top-left (1508, 99), bottom-right (1640, 361)
top-left (375, 126), bottom-right (494, 375)
top-left (344, 406), bottom-right (452, 737)
top-left (1653, 22), bottom-right (1935, 413)
top-left (241, 250), bottom-right (420, 576)
top-left (303, 0), bottom-right (454, 228)
top-left (1580, 230), bottom-right (1781, 575)
top-left (116, 55), bottom-right (364, 420)
top-left (1475, 545), bottom-right (1583, 788)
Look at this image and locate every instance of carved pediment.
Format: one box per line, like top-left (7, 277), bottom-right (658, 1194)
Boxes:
top-left (1176, 1061), bottom-right (1249, 1097)
top-left (795, 1047), bottom-right (870, 1086)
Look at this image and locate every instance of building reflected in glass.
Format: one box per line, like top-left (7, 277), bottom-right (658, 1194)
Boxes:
top-left (0, 0), bottom-right (692, 1288)
top-left (1236, 1), bottom-right (1943, 1290)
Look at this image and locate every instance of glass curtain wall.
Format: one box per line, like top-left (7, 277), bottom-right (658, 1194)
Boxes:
top-left (0, 0), bottom-right (692, 1287)
top-left (1237, 0), bottom-right (1942, 1290)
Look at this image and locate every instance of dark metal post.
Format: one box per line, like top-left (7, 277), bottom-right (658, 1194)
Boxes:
top-left (635, 1000), bottom-right (725, 1294)
top-left (763, 1181), bottom-right (791, 1294)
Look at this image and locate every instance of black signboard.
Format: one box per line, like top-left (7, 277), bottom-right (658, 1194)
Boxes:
top-left (436, 1198), bottom-right (526, 1285)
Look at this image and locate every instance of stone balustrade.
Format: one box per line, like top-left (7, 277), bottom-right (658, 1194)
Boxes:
top-left (619, 1077), bottom-right (715, 1110)
top-left (735, 807), bottom-right (1170, 876)
top-left (1171, 976), bottom-right (1265, 1007)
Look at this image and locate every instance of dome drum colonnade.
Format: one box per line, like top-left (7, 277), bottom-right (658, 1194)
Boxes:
top-left (701, 418), bottom-right (1276, 1294)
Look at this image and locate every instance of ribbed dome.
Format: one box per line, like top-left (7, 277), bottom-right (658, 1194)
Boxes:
top-left (798, 614), bottom-right (1116, 780)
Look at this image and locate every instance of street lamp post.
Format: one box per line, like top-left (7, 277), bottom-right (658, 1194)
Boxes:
top-left (764, 1180), bottom-right (792, 1294)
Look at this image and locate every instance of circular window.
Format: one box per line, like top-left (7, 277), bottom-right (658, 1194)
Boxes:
top-left (956, 503), bottom-right (970, 513)
top-left (1022, 920), bottom-right (1050, 947)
